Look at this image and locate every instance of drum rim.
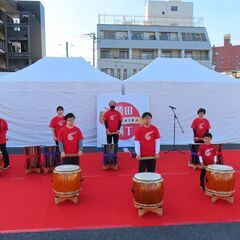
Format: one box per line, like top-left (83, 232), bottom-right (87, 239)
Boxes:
top-left (206, 164), bottom-right (234, 172)
top-left (134, 172), bottom-right (162, 181)
top-left (54, 164), bottom-right (80, 172)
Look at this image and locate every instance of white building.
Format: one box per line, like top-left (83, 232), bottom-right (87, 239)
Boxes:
top-left (97, 0), bottom-right (212, 80)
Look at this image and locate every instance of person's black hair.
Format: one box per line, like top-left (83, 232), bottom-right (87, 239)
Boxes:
top-left (56, 106), bottom-right (64, 111)
top-left (197, 108), bottom-right (206, 114)
top-left (64, 113), bottom-right (75, 121)
top-left (142, 112), bottom-right (152, 119)
top-left (203, 132), bottom-right (212, 139)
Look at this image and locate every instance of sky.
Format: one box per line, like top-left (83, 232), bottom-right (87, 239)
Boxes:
top-left (39, 0), bottom-right (240, 62)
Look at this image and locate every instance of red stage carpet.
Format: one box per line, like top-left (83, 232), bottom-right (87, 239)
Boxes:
top-left (0, 150), bottom-right (240, 233)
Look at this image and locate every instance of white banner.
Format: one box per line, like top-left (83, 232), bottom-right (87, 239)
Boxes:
top-left (97, 94), bottom-right (149, 147)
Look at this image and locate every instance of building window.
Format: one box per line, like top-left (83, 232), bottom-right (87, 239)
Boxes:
top-left (123, 69), bottom-right (127, 79)
top-left (133, 69), bottom-right (137, 75)
top-left (132, 49), bottom-right (158, 60)
top-left (185, 50), bottom-right (209, 60)
top-left (117, 69), bottom-right (121, 79)
top-left (131, 32), bottom-right (156, 40)
top-left (171, 6), bottom-right (178, 11)
top-left (100, 48), bottom-right (129, 59)
top-left (160, 32), bottom-right (178, 41)
top-left (100, 31), bottom-right (128, 40)
top-left (162, 50), bottom-right (180, 58)
top-left (182, 33), bottom-right (207, 41)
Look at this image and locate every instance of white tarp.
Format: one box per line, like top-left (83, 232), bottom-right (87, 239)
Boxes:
top-left (123, 58), bottom-right (240, 144)
top-left (0, 57), bottom-right (121, 147)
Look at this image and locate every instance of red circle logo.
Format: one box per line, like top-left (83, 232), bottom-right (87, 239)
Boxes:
top-left (115, 102), bottom-right (141, 140)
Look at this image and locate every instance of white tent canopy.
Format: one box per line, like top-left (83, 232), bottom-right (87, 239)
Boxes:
top-left (0, 57), bottom-right (121, 147)
top-left (124, 58), bottom-right (240, 144)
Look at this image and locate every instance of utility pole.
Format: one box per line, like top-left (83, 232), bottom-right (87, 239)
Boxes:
top-left (84, 33), bottom-right (97, 67)
top-left (66, 41), bottom-right (69, 58)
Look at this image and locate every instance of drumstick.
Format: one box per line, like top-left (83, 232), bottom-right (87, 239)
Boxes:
top-left (140, 156), bottom-right (157, 160)
top-left (64, 154), bottom-right (79, 157)
top-left (107, 132), bottom-right (118, 135)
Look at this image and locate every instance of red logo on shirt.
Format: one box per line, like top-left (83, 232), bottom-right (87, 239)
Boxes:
top-left (205, 148), bottom-right (214, 157)
top-left (145, 131), bottom-right (154, 140)
top-left (115, 102), bottom-right (141, 140)
top-left (198, 123), bottom-right (205, 129)
top-left (58, 120), bottom-right (65, 126)
top-left (110, 115), bottom-right (115, 121)
top-left (67, 131), bottom-right (77, 141)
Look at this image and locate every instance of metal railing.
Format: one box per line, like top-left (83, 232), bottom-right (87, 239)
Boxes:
top-left (98, 14), bottom-right (204, 27)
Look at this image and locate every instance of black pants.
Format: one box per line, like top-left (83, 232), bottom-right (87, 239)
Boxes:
top-left (200, 168), bottom-right (206, 187)
top-left (138, 159), bottom-right (156, 173)
top-left (55, 140), bottom-right (59, 146)
top-left (0, 143), bottom-right (10, 167)
top-left (107, 134), bottom-right (119, 144)
top-left (62, 156), bottom-right (79, 165)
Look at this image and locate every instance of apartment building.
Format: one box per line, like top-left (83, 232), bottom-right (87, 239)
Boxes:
top-left (97, 0), bottom-right (212, 80)
top-left (0, 0), bottom-right (45, 72)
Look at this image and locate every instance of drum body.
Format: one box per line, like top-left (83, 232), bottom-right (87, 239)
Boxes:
top-left (132, 172), bottom-right (164, 207)
top-left (53, 165), bottom-right (81, 196)
top-left (103, 144), bottom-right (117, 165)
top-left (24, 146), bottom-right (41, 168)
top-left (43, 146), bottom-right (60, 168)
top-left (0, 151), bottom-right (3, 169)
top-left (205, 164), bottom-right (235, 196)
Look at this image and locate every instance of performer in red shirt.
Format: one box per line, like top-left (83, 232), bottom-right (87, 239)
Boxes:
top-left (0, 118), bottom-right (10, 169)
top-left (58, 113), bottom-right (83, 165)
top-left (191, 108), bottom-right (211, 143)
top-left (49, 106), bottom-right (66, 145)
top-left (135, 112), bottom-right (160, 172)
top-left (198, 132), bottom-right (217, 191)
top-left (103, 100), bottom-right (122, 144)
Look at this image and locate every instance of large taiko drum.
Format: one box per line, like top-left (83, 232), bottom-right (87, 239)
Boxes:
top-left (132, 172), bottom-right (164, 208)
top-left (205, 164), bottom-right (235, 196)
top-left (53, 165), bottom-right (81, 196)
top-left (0, 151), bottom-right (3, 169)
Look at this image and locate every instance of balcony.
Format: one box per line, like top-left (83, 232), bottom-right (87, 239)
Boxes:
top-left (6, 26), bottom-right (29, 39)
top-left (100, 49), bottom-right (129, 59)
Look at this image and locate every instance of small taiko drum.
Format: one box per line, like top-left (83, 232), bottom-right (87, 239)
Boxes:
top-left (132, 172), bottom-right (164, 208)
top-left (0, 151), bottom-right (3, 169)
top-left (24, 146), bottom-right (41, 168)
top-left (53, 165), bottom-right (81, 196)
top-left (42, 145), bottom-right (60, 168)
top-left (205, 164), bottom-right (235, 196)
top-left (103, 144), bottom-right (117, 165)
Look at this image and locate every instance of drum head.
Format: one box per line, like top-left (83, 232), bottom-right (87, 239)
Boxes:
top-left (55, 164), bottom-right (79, 172)
top-left (134, 172), bottom-right (162, 181)
top-left (207, 164), bottom-right (233, 171)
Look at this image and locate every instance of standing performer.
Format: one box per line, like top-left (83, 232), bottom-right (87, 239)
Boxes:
top-left (191, 108), bottom-right (211, 143)
top-left (103, 100), bottom-right (122, 144)
top-left (0, 118), bottom-right (10, 169)
top-left (58, 113), bottom-right (83, 165)
top-left (198, 132), bottom-right (217, 191)
top-left (49, 106), bottom-right (66, 145)
top-left (135, 112), bottom-right (160, 173)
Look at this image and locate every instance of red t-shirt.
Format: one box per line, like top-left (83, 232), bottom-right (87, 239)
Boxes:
top-left (58, 126), bottom-right (83, 154)
top-left (103, 109), bottom-right (122, 133)
top-left (0, 119), bottom-right (8, 144)
top-left (198, 144), bottom-right (217, 165)
top-left (49, 116), bottom-right (66, 139)
top-left (135, 125), bottom-right (160, 157)
top-left (191, 118), bottom-right (211, 138)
